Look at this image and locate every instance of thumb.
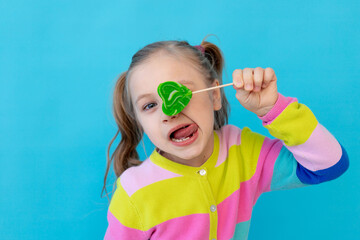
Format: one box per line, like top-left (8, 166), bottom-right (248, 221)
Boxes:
top-left (234, 87), bottom-right (252, 105)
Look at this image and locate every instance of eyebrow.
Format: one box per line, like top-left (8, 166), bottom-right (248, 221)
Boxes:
top-left (178, 80), bottom-right (194, 85)
top-left (135, 93), bottom-right (153, 105)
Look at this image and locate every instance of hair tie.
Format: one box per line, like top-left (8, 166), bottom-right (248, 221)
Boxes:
top-left (194, 45), bottom-right (205, 54)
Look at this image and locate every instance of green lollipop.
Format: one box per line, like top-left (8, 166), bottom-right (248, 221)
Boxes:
top-left (157, 81), bottom-right (234, 116)
top-left (157, 81), bottom-right (192, 116)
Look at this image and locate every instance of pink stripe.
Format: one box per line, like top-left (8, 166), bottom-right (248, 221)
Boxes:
top-left (259, 93), bottom-right (297, 126)
top-left (149, 214), bottom-right (210, 239)
top-left (217, 138), bottom-right (282, 239)
top-left (105, 211), bottom-right (151, 239)
top-left (106, 209), bottom-right (210, 239)
top-left (256, 138), bottom-right (283, 193)
top-left (286, 123), bottom-right (342, 171)
top-left (120, 159), bottom-right (182, 197)
top-left (217, 187), bottom-right (241, 239)
top-left (215, 125), bottom-right (242, 167)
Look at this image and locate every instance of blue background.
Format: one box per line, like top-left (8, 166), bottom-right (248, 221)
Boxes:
top-left (1, 0), bottom-right (359, 239)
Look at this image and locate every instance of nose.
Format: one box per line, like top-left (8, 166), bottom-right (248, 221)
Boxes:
top-left (161, 112), bottom-right (179, 123)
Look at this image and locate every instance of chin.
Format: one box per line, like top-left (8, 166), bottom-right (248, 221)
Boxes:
top-left (163, 148), bottom-right (201, 162)
top-left (177, 148), bottom-right (204, 160)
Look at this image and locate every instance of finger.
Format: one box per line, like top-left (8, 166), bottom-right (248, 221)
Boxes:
top-left (243, 68), bottom-right (253, 91)
top-left (263, 67), bottom-right (276, 88)
top-left (232, 69), bottom-right (243, 88)
top-left (253, 67), bottom-right (264, 92)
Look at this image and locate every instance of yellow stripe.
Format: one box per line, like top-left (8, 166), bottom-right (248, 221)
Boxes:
top-left (209, 127), bottom-right (265, 204)
top-left (109, 180), bottom-right (144, 230)
top-left (264, 102), bottom-right (318, 146)
top-left (131, 176), bottom-right (210, 230)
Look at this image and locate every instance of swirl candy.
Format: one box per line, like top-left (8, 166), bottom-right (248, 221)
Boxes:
top-left (157, 81), bottom-right (192, 116)
top-left (157, 81), bottom-right (233, 116)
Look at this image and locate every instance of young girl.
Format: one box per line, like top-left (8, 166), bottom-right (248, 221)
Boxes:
top-left (102, 38), bottom-right (349, 240)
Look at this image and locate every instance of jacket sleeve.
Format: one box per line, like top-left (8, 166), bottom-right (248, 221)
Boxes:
top-left (104, 179), bottom-right (148, 240)
top-left (255, 93), bottom-right (349, 193)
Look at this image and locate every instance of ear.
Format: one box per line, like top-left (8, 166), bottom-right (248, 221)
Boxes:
top-left (212, 79), bottom-right (222, 111)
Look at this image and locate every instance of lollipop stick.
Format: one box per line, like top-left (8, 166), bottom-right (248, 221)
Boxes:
top-left (192, 82), bottom-right (234, 94)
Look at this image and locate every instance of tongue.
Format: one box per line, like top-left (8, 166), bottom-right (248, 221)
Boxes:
top-left (172, 124), bottom-right (198, 139)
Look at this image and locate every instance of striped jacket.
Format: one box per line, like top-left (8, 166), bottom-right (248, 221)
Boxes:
top-left (105, 94), bottom-right (349, 240)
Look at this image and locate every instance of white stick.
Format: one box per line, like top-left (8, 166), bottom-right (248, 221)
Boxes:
top-left (192, 82), bottom-right (234, 94)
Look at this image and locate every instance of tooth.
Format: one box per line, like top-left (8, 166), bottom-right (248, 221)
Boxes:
top-left (171, 136), bottom-right (190, 142)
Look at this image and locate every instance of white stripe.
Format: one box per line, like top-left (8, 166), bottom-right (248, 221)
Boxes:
top-left (168, 90), bottom-right (178, 101)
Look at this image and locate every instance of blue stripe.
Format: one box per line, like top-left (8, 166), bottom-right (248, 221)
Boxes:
top-left (270, 146), bottom-right (308, 191)
top-left (231, 219), bottom-right (251, 240)
top-left (296, 144), bottom-right (349, 184)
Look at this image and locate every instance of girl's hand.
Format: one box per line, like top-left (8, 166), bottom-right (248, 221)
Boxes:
top-left (232, 67), bottom-right (278, 117)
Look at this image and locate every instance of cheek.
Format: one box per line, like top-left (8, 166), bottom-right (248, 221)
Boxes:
top-left (137, 117), bottom-right (149, 133)
top-left (133, 112), bottom-right (148, 134)
top-left (190, 93), bottom-right (214, 111)
top-left (187, 95), bottom-right (215, 126)
top-left (136, 114), bottom-right (160, 137)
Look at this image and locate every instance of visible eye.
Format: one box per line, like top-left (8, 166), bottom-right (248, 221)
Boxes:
top-left (143, 102), bottom-right (157, 111)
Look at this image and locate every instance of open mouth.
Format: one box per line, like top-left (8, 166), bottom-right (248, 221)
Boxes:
top-left (169, 123), bottom-right (198, 143)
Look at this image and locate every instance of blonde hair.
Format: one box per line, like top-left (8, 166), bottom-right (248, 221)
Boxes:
top-left (101, 37), bottom-right (230, 201)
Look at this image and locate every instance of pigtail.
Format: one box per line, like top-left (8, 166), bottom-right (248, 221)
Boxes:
top-left (199, 39), bottom-right (230, 130)
top-left (201, 40), bottom-right (224, 79)
top-left (101, 71), bottom-right (142, 202)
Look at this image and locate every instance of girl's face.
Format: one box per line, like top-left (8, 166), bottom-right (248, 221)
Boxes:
top-left (129, 52), bottom-right (221, 167)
